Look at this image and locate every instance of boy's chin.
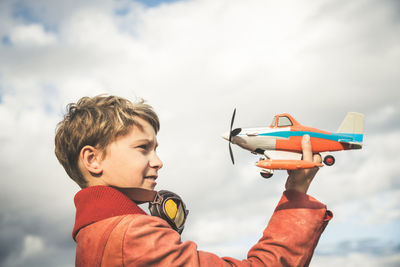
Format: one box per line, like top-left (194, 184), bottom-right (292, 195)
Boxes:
top-left (143, 180), bottom-right (157, 190)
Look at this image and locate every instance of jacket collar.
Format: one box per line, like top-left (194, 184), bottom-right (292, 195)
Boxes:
top-left (72, 185), bottom-right (147, 240)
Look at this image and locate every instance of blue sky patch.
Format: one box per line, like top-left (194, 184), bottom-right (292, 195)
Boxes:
top-left (11, 2), bottom-right (40, 24)
top-left (134, 0), bottom-right (182, 8)
top-left (115, 0), bottom-right (183, 17)
top-left (1, 36), bottom-right (11, 46)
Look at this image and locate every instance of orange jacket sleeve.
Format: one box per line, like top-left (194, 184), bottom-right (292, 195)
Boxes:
top-left (121, 190), bottom-right (332, 267)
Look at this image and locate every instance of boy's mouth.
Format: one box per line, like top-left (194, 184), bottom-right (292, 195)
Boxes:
top-left (144, 175), bottom-right (158, 186)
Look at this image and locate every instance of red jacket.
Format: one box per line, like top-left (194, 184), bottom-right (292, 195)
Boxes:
top-left (73, 186), bottom-right (332, 266)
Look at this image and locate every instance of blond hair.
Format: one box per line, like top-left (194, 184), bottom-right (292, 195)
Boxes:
top-left (54, 95), bottom-right (160, 188)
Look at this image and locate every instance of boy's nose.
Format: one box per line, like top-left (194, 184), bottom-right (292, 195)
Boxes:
top-left (150, 153), bottom-right (163, 170)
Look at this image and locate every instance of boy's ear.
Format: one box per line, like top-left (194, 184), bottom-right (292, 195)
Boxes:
top-left (79, 145), bottom-right (103, 176)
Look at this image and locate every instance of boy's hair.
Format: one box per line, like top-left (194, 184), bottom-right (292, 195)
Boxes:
top-left (54, 95), bottom-right (160, 188)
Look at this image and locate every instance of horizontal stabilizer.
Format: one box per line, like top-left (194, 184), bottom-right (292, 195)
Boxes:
top-left (338, 141), bottom-right (363, 149)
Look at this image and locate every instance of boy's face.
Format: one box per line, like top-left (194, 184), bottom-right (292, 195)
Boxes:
top-left (98, 118), bottom-right (163, 190)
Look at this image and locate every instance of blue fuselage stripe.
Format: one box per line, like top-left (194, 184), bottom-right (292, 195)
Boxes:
top-left (256, 131), bottom-right (363, 143)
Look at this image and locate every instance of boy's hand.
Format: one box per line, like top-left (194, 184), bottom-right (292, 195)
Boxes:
top-left (285, 135), bottom-right (322, 194)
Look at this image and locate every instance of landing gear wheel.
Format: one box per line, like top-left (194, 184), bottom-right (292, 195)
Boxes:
top-left (260, 172), bottom-right (273, 179)
top-left (323, 155), bottom-right (335, 166)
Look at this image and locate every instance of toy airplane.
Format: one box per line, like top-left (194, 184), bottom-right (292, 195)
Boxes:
top-left (222, 109), bottom-right (364, 178)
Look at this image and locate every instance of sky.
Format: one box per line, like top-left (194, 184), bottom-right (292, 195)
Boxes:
top-left (0, 0), bottom-right (399, 266)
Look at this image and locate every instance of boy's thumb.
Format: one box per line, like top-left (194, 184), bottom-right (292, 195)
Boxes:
top-left (301, 134), bottom-right (313, 162)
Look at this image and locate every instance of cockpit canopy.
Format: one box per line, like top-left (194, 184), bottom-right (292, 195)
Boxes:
top-left (271, 115), bottom-right (293, 127)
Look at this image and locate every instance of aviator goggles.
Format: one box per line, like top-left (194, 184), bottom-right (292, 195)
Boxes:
top-left (116, 187), bottom-right (189, 234)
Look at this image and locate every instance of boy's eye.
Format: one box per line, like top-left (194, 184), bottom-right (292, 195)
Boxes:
top-left (134, 141), bottom-right (157, 152)
top-left (138, 144), bottom-right (148, 150)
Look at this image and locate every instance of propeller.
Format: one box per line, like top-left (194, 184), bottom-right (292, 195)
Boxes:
top-left (228, 108), bottom-right (241, 164)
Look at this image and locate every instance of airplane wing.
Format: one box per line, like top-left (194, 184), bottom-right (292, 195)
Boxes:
top-left (259, 151), bottom-right (322, 170)
top-left (257, 159), bottom-right (323, 170)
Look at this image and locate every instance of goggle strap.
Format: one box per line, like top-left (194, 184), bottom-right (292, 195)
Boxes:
top-left (151, 192), bottom-right (163, 205)
top-left (114, 187), bottom-right (157, 204)
top-left (114, 187), bottom-right (189, 235)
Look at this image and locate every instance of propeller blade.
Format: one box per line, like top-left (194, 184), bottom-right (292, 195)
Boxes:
top-left (228, 108), bottom-right (237, 164)
top-left (230, 108), bottom-right (236, 133)
top-left (229, 142), bottom-right (235, 164)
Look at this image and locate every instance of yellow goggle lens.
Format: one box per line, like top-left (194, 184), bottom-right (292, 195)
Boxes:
top-left (165, 199), bottom-right (178, 220)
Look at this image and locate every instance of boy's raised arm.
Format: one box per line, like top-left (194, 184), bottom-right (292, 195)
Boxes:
top-left (119, 135), bottom-right (331, 266)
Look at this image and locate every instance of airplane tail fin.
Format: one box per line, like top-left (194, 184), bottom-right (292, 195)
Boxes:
top-left (337, 112), bottom-right (364, 134)
top-left (336, 112), bottom-right (364, 149)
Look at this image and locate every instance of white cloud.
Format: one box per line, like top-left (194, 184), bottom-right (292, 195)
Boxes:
top-left (21, 235), bottom-right (44, 258)
top-left (9, 24), bottom-right (57, 46)
top-left (312, 253), bottom-right (400, 267)
top-left (0, 0), bottom-right (399, 266)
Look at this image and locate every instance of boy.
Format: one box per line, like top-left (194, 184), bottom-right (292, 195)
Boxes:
top-left (55, 95), bottom-right (332, 266)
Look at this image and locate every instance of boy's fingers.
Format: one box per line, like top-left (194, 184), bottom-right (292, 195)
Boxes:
top-left (301, 134), bottom-right (313, 162)
top-left (313, 153), bottom-right (322, 163)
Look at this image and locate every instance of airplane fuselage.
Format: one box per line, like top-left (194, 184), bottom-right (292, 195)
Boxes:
top-left (226, 125), bottom-right (363, 155)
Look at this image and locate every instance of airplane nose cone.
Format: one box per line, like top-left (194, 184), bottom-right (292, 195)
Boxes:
top-left (222, 131), bottom-right (230, 141)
